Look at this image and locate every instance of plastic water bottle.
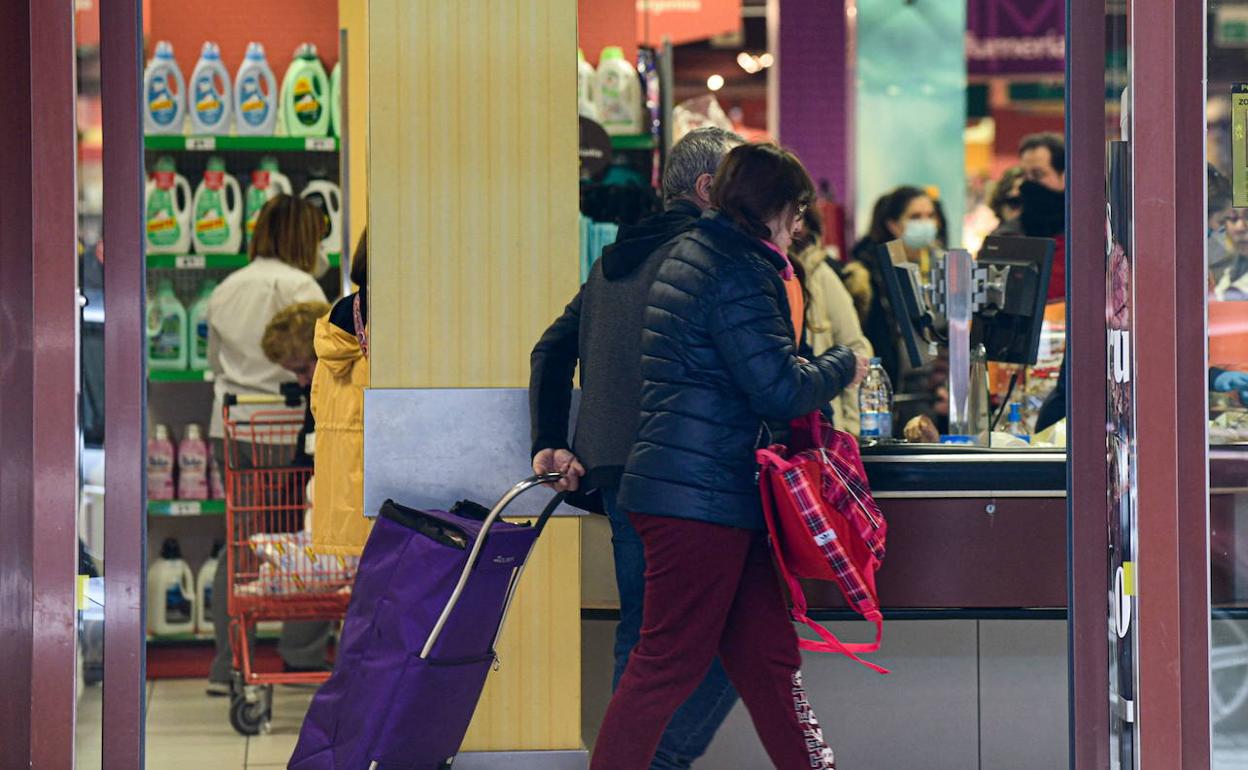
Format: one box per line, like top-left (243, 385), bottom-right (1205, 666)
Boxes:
top-left (1005, 402), bottom-right (1030, 443)
top-left (859, 358), bottom-right (893, 442)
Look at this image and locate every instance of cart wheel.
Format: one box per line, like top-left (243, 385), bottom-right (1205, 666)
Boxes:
top-left (229, 694), bottom-right (270, 736)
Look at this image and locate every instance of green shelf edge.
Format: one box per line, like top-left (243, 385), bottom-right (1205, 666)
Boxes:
top-left (611, 134), bottom-right (657, 150)
top-left (147, 499), bottom-right (226, 516)
top-left (146, 253), bottom-right (340, 270)
top-left (144, 135), bottom-right (339, 152)
top-left (148, 369), bottom-right (212, 383)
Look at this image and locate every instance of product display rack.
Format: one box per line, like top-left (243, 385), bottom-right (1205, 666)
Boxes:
top-left (144, 128), bottom-right (346, 650)
top-left (610, 134), bottom-right (657, 151)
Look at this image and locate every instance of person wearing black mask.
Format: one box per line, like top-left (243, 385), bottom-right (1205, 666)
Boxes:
top-left (1019, 132), bottom-right (1066, 302)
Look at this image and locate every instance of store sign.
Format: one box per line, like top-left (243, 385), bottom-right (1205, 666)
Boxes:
top-left (966, 0), bottom-right (1064, 77)
top-left (1216, 6), bottom-right (1248, 48)
top-left (1232, 85), bottom-right (1248, 208)
top-left (636, 0), bottom-right (740, 47)
top-left (1106, 140), bottom-right (1138, 767)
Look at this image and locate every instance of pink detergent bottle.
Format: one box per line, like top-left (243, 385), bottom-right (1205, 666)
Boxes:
top-left (176, 424), bottom-right (209, 500)
top-left (147, 424), bottom-right (177, 500)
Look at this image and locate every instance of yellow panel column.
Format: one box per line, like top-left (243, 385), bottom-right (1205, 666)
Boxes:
top-left (368, 0), bottom-right (581, 754)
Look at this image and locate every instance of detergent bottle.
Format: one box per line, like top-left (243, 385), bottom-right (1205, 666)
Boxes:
top-left (192, 157), bottom-right (243, 255)
top-left (302, 180), bottom-right (342, 265)
top-left (147, 425), bottom-right (176, 501)
top-left (188, 42), bottom-right (232, 135)
top-left (145, 156), bottom-right (193, 255)
top-left (148, 280), bottom-right (188, 371)
top-left (143, 42), bottom-right (186, 135)
top-left (330, 61), bottom-right (342, 138)
top-left (148, 538), bottom-right (195, 636)
top-left (577, 48), bottom-right (599, 121)
top-left (595, 46), bottom-right (644, 136)
top-left (196, 541), bottom-right (222, 634)
top-left (176, 424), bottom-right (209, 500)
top-left (281, 44), bottom-right (331, 137)
top-left (244, 156), bottom-right (293, 243)
top-left (234, 42), bottom-right (278, 136)
top-left (188, 279), bottom-right (215, 370)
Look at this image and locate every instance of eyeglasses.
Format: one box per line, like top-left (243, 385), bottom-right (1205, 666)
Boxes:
top-left (794, 204), bottom-right (808, 219)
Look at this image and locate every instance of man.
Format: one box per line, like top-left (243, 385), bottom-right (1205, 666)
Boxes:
top-left (529, 127), bottom-right (743, 769)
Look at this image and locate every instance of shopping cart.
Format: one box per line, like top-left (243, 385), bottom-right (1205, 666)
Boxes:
top-left (222, 393), bottom-right (353, 736)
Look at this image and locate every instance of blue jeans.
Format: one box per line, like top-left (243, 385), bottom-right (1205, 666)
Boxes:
top-left (602, 488), bottom-right (740, 769)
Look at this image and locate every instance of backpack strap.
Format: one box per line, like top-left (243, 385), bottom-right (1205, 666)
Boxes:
top-left (352, 292), bottom-right (369, 357)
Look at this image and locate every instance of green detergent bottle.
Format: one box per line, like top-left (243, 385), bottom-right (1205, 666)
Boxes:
top-left (281, 44), bottom-right (331, 137)
top-left (145, 156), bottom-right (193, 255)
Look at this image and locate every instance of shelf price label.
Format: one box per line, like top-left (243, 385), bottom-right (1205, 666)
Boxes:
top-left (185, 136), bottom-right (217, 151)
top-left (168, 501), bottom-right (201, 516)
top-left (174, 255), bottom-right (206, 269)
top-left (305, 137), bottom-right (336, 151)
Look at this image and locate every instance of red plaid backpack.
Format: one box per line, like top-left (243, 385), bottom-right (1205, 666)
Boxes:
top-left (756, 412), bottom-right (889, 674)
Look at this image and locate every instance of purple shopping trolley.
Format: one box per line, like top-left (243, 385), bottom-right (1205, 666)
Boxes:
top-left (288, 474), bottom-right (565, 770)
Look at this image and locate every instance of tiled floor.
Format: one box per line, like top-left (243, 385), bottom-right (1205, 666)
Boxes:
top-left (75, 679), bottom-right (314, 769)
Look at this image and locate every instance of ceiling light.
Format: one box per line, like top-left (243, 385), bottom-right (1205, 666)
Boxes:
top-left (737, 52), bottom-right (760, 74)
top-left (707, 74), bottom-right (725, 91)
top-left (758, 52), bottom-right (775, 68)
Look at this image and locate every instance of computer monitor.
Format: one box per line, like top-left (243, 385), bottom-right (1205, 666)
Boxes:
top-left (973, 235), bottom-right (1056, 365)
top-left (877, 240), bottom-right (937, 370)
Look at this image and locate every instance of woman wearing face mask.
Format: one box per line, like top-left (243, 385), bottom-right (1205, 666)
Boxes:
top-left (591, 143), bottom-right (867, 770)
top-left (850, 185), bottom-right (939, 385)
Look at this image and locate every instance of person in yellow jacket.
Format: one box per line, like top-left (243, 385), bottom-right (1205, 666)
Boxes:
top-left (309, 230), bottom-right (371, 555)
top-left (790, 207), bottom-right (873, 435)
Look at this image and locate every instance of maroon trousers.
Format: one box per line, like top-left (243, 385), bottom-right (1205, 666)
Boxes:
top-left (590, 513), bottom-right (835, 770)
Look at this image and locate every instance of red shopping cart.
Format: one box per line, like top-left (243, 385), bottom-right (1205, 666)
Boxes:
top-left (222, 393), bottom-right (353, 735)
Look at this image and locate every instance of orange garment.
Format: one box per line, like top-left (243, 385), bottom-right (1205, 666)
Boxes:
top-left (784, 276), bottom-right (805, 343)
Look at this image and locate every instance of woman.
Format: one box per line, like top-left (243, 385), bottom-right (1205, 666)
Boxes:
top-left (593, 144), bottom-right (868, 770)
top-left (850, 185), bottom-right (939, 386)
top-left (205, 194), bottom-right (330, 694)
top-left (988, 166), bottom-right (1026, 237)
top-left (790, 206), bottom-right (873, 434)
top-left (309, 228), bottom-right (372, 556)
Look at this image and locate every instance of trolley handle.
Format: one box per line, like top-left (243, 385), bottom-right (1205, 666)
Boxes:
top-left (420, 473), bottom-right (566, 659)
top-left (224, 385), bottom-right (303, 409)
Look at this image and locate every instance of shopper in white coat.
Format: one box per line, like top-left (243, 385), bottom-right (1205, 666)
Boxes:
top-left (791, 206), bottom-right (873, 434)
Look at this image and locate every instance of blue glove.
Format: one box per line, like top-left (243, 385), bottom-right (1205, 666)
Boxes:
top-left (1213, 370), bottom-right (1248, 403)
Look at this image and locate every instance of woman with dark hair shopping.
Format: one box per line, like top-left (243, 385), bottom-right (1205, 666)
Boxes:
top-left (591, 144), bottom-right (868, 770)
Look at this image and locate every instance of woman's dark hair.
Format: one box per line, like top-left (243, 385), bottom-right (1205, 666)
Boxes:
top-left (248, 194), bottom-right (323, 273)
top-left (349, 227), bottom-right (368, 288)
top-left (1209, 164), bottom-right (1233, 218)
top-left (865, 185), bottom-right (929, 244)
top-left (989, 166), bottom-right (1027, 221)
top-left (710, 143), bottom-right (816, 241)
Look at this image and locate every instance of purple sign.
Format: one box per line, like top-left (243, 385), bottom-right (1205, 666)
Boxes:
top-left (966, 0), bottom-right (1065, 77)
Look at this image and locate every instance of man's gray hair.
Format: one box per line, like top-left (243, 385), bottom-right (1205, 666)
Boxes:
top-left (662, 127), bottom-right (745, 204)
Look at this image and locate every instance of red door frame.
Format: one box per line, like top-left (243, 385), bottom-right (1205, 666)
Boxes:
top-left (101, 0), bottom-right (149, 766)
top-left (0, 0), bottom-right (82, 766)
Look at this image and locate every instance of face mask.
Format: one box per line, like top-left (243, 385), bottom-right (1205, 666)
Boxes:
top-left (1209, 228), bottom-right (1232, 271)
top-left (1019, 180), bottom-right (1065, 237)
top-left (901, 219), bottom-right (938, 250)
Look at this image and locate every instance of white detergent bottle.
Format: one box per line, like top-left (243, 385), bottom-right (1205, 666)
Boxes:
top-left (188, 279), bottom-right (215, 370)
top-left (188, 42), bottom-right (232, 135)
top-left (577, 48), bottom-right (599, 121)
top-left (244, 156), bottom-right (293, 244)
top-left (234, 42), bottom-right (279, 136)
top-left (192, 156), bottom-right (243, 254)
top-left (148, 280), bottom-right (188, 371)
top-left (301, 180), bottom-right (342, 263)
top-left (196, 541), bottom-right (222, 634)
top-left (595, 46), bottom-right (644, 135)
top-left (145, 156), bottom-right (193, 255)
top-left (148, 538), bottom-right (195, 636)
top-left (176, 424), bottom-right (209, 500)
top-left (147, 424), bottom-right (176, 501)
top-left (144, 41), bottom-right (186, 135)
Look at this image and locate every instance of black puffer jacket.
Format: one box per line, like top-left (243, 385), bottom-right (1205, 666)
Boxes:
top-left (618, 212), bottom-right (859, 531)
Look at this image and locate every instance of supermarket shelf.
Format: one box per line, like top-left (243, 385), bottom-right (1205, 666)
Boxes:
top-left (145, 135), bottom-right (339, 152)
top-left (146, 252), bottom-right (340, 270)
top-left (147, 499), bottom-right (226, 516)
top-left (611, 134), bottom-right (657, 151)
top-left (149, 368), bottom-right (214, 383)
